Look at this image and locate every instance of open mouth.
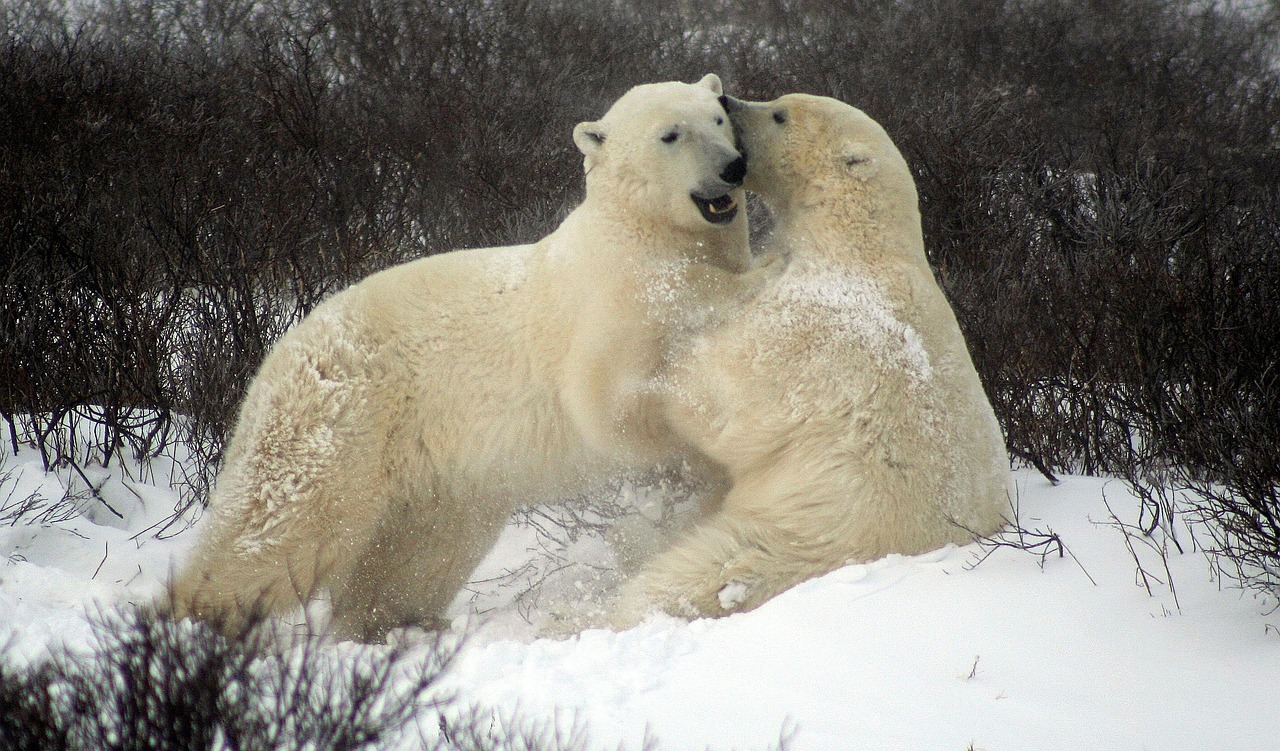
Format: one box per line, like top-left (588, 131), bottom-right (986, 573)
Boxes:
top-left (691, 193), bottom-right (739, 225)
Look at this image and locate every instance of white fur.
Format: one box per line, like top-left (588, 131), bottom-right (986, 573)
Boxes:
top-left (615, 94), bottom-right (1011, 623)
top-left (168, 75), bottom-right (778, 641)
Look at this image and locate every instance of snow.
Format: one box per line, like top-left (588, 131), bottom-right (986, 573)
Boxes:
top-left (2, 441), bottom-right (1277, 750)
top-left (716, 579), bottom-right (749, 610)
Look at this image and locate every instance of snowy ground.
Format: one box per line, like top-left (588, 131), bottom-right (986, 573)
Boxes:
top-left (2, 442), bottom-right (1277, 750)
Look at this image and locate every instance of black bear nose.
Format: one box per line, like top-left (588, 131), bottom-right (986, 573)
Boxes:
top-left (720, 156), bottom-right (747, 186)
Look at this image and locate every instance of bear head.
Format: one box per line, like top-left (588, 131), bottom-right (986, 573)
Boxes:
top-left (723, 93), bottom-right (919, 225)
top-left (573, 74), bottom-right (747, 235)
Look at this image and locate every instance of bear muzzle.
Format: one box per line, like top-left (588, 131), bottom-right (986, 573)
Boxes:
top-left (691, 152), bottom-right (746, 225)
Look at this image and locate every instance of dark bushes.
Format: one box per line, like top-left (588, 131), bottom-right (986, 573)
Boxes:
top-left (0, 608), bottom-right (451, 751)
top-left (2, 0), bottom-right (1278, 592)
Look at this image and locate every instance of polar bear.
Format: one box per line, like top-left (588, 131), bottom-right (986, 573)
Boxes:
top-left (614, 93), bottom-right (1011, 623)
top-left (168, 74), bottom-right (775, 642)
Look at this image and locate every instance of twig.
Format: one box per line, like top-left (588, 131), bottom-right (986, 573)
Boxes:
top-left (92, 541), bottom-right (109, 580)
top-left (963, 490), bottom-right (1096, 585)
top-left (1100, 491), bottom-right (1181, 612)
top-left (66, 459), bottom-right (123, 520)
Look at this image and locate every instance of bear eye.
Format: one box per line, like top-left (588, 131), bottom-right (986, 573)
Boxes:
top-left (773, 110), bottom-right (788, 125)
top-left (661, 131), bottom-right (679, 144)
top-left (715, 116), bottom-right (724, 126)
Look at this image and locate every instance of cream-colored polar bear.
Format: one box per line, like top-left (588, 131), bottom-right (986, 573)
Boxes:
top-left (169, 75), bottom-right (774, 641)
top-left (615, 93), bottom-right (1011, 622)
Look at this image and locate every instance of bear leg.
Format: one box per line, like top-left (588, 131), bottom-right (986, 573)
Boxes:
top-left (612, 494), bottom-right (838, 628)
top-left (167, 515), bottom-right (373, 636)
top-left (327, 490), bottom-right (514, 642)
top-left (610, 516), bottom-right (760, 625)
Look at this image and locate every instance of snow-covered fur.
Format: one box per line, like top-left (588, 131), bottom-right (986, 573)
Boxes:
top-left (168, 75), bottom-right (778, 641)
top-left (615, 94), bottom-right (1011, 622)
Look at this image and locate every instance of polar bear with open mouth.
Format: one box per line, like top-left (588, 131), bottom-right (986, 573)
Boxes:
top-left (169, 75), bottom-right (780, 642)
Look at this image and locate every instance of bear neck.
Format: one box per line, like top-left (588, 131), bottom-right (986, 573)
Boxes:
top-left (775, 185), bottom-right (930, 272)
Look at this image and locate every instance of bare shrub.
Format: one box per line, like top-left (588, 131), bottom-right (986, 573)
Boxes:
top-left (0, 606), bottom-right (453, 751)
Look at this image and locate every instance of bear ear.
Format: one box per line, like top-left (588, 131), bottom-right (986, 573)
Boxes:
top-left (695, 73), bottom-right (723, 96)
top-left (573, 121), bottom-right (607, 156)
